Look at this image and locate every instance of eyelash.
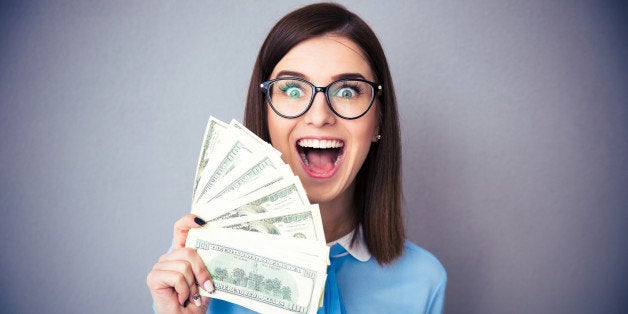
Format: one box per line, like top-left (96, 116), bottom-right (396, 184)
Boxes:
top-left (274, 79), bottom-right (368, 97)
top-left (278, 82), bottom-right (303, 91)
top-left (336, 82), bottom-right (365, 94)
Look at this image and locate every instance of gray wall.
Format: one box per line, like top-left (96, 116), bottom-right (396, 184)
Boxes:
top-left (1, 1), bottom-right (626, 313)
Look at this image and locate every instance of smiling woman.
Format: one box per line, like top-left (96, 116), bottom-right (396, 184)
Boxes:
top-left (147, 3), bottom-right (446, 313)
top-left (265, 35), bottom-right (381, 214)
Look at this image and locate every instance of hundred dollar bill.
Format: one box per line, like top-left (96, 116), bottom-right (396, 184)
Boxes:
top-left (194, 117), bottom-right (282, 205)
top-left (229, 119), bottom-right (273, 150)
top-left (198, 154), bottom-right (292, 205)
top-left (194, 137), bottom-right (256, 204)
top-left (213, 205), bottom-right (325, 242)
top-left (187, 227), bottom-right (327, 314)
top-left (195, 125), bottom-right (284, 205)
top-left (207, 226), bottom-right (330, 262)
top-left (193, 176), bottom-right (309, 221)
top-left (192, 116), bottom-right (228, 197)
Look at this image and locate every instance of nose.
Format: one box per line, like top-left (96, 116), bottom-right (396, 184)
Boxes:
top-left (303, 90), bottom-right (335, 127)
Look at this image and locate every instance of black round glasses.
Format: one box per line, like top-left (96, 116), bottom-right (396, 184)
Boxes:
top-left (260, 77), bottom-right (382, 120)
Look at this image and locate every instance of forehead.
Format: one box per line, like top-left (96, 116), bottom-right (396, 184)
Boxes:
top-left (270, 35), bottom-right (375, 83)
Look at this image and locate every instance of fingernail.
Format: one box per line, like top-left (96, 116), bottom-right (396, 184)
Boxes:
top-left (203, 280), bottom-right (215, 294)
top-left (194, 217), bottom-right (206, 226)
top-left (193, 293), bottom-right (201, 307)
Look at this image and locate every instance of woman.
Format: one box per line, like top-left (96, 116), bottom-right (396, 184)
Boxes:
top-left (147, 3), bottom-right (446, 313)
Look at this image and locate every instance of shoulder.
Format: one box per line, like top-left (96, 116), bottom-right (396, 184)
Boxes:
top-left (336, 240), bottom-right (446, 312)
top-left (397, 240), bottom-right (447, 287)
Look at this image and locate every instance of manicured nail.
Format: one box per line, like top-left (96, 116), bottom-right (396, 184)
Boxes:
top-left (193, 293), bottom-right (201, 307)
top-left (204, 280), bottom-right (215, 294)
top-left (194, 217), bottom-right (206, 226)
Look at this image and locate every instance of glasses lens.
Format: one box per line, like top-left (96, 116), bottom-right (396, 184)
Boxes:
top-left (267, 79), bottom-right (313, 117)
top-left (328, 80), bottom-right (375, 118)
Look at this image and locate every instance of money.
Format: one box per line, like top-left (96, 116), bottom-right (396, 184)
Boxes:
top-left (187, 117), bottom-right (328, 314)
top-left (200, 154), bottom-right (292, 205)
top-left (187, 227), bottom-right (327, 314)
top-left (192, 117), bottom-right (228, 196)
top-left (194, 120), bottom-right (287, 206)
top-left (193, 177), bottom-right (310, 221)
top-left (229, 119), bottom-right (273, 149)
top-left (194, 138), bottom-right (256, 203)
top-left (214, 205), bottom-right (325, 242)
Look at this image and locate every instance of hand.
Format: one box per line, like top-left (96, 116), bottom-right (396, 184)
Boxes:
top-left (147, 215), bottom-right (214, 313)
top-left (172, 214), bottom-right (207, 250)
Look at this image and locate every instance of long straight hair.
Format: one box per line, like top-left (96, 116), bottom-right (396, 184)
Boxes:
top-left (244, 3), bottom-right (404, 264)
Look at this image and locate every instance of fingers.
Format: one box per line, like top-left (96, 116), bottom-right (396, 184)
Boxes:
top-left (147, 268), bottom-right (192, 306)
top-left (153, 261), bottom-right (201, 306)
top-left (160, 248), bottom-right (215, 294)
top-left (148, 214), bottom-right (214, 313)
top-left (173, 214), bottom-right (207, 249)
top-left (148, 248), bottom-right (215, 312)
top-left (152, 260), bottom-right (196, 289)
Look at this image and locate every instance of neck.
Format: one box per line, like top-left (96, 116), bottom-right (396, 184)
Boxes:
top-left (317, 184), bottom-right (356, 243)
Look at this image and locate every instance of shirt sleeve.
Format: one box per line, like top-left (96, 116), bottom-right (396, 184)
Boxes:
top-left (426, 270), bottom-right (448, 314)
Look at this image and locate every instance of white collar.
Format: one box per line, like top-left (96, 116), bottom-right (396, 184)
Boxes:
top-left (327, 225), bottom-right (371, 262)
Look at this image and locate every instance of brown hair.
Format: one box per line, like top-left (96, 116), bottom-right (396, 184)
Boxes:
top-left (244, 2), bottom-right (404, 264)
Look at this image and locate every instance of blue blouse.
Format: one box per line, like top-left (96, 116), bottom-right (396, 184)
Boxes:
top-left (205, 229), bottom-right (447, 313)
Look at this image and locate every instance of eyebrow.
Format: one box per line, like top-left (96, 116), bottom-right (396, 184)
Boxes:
top-left (274, 70), bottom-right (368, 82)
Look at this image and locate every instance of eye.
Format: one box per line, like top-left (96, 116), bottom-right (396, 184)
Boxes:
top-left (278, 82), bottom-right (305, 99)
top-left (331, 80), bottom-right (367, 101)
top-left (334, 87), bottom-right (358, 99)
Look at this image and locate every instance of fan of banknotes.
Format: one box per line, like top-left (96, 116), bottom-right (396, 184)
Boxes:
top-left (185, 116), bottom-right (329, 314)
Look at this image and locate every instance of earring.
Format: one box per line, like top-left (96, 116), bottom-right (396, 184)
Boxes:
top-left (376, 134), bottom-right (382, 141)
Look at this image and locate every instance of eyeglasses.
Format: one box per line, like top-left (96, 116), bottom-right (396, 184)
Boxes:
top-left (260, 77), bottom-right (382, 120)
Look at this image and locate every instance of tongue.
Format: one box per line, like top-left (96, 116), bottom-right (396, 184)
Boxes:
top-left (306, 149), bottom-right (337, 173)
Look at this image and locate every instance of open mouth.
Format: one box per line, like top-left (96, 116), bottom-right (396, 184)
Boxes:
top-left (297, 138), bottom-right (344, 176)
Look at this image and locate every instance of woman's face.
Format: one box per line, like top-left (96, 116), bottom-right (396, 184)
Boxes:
top-left (267, 35), bottom-right (380, 204)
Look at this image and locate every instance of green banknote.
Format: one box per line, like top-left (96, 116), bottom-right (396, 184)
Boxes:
top-left (193, 177), bottom-right (309, 221)
top-left (214, 205), bottom-right (325, 242)
top-left (189, 117), bottom-right (327, 313)
top-left (187, 227), bottom-right (327, 314)
top-left (192, 116), bottom-right (227, 197)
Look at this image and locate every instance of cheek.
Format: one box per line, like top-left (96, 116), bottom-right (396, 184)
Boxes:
top-left (348, 126), bottom-right (376, 163)
top-left (266, 108), bottom-right (281, 143)
top-left (359, 108), bottom-right (380, 142)
top-left (267, 112), bottom-right (294, 154)
top-left (355, 137), bottom-right (373, 162)
top-left (349, 111), bottom-right (378, 164)
top-left (371, 102), bottom-right (381, 136)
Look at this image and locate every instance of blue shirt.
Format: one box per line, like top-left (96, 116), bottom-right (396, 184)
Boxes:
top-left (207, 228), bottom-right (447, 313)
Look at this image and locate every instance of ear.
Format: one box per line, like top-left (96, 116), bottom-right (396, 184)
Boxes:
top-left (371, 125), bottom-right (380, 142)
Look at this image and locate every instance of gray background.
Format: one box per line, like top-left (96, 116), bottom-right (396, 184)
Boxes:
top-left (1, 1), bottom-right (626, 313)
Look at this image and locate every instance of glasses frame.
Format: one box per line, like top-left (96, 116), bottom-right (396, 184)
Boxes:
top-left (260, 77), bottom-right (382, 120)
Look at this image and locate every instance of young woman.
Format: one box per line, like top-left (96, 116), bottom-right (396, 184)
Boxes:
top-left (147, 3), bottom-right (446, 313)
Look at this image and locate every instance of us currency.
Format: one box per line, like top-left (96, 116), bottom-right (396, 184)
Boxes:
top-left (193, 176), bottom-right (309, 221)
top-left (229, 119), bottom-right (272, 149)
top-left (192, 116), bottom-right (228, 197)
top-left (213, 205), bottom-right (325, 242)
top-left (204, 225), bottom-right (329, 262)
top-left (193, 117), bottom-right (280, 205)
top-left (198, 154), bottom-right (293, 205)
top-left (189, 117), bottom-right (328, 312)
top-left (186, 227), bottom-right (327, 314)
top-left (193, 137), bottom-right (256, 204)
top-left (194, 121), bottom-right (285, 206)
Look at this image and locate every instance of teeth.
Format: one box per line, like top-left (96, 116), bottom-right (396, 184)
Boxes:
top-left (297, 139), bottom-right (344, 149)
top-left (298, 139), bottom-right (344, 169)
